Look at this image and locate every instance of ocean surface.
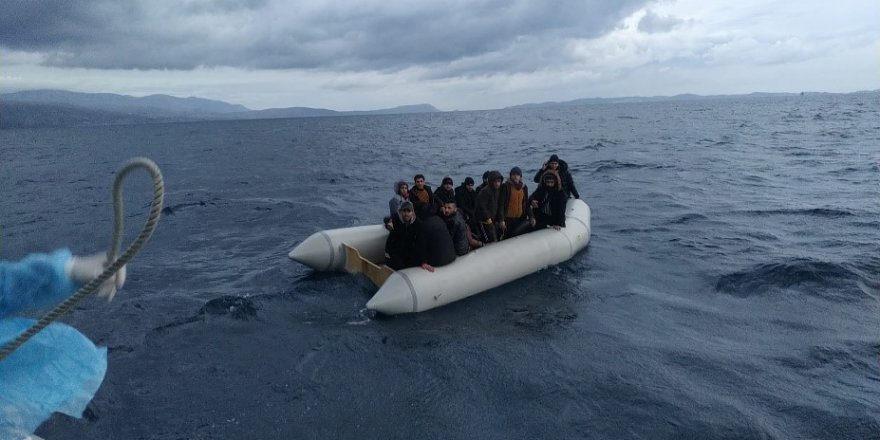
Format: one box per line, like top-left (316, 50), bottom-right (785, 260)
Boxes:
top-left (1, 93), bottom-right (878, 439)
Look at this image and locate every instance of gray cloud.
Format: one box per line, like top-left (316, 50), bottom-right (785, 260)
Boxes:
top-left (0, 0), bottom-right (648, 75)
top-left (637, 10), bottom-right (685, 34)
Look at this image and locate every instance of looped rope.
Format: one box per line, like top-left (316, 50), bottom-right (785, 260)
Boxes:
top-left (0, 157), bottom-right (164, 361)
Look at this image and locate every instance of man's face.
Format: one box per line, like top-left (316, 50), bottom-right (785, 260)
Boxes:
top-left (399, 208), bottom-right (415, 222)
top-left (543, 177), bottom-right (557, 187)
top-left (548, 161), bottom-right (559, 169)
top-left (414, 178), bottom-right (425, 189)
top-left (466, 182), bottom-right (475, 192)
top-left (441, 203), bottom-right (456, 217)
top-left (443, 182), bottom-right (453, 191)
top-left (510, 174), bottom-right (521, 184)
top-left (492, 179), bottom-right (502, 189)
top-left (399, 184), bottom-right (409, 195)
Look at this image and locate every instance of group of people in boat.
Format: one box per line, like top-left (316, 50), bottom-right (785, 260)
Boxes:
top-left (383, 153), bottom-right (580, 272)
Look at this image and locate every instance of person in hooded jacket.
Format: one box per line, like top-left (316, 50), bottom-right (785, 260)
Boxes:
top-left (454, 176), bottom-right (477, 224)
top-left (474, 170), bottom-right (504, 243)
top-left (384, 201), bottom-right (420, 270)
top-left (533, 154), bottom-right (580, 199)
top-left (387, 180), bottom-right (409, 221)
top-left (529, 169), bottom-right (568, 230)
top-left (499, 166), bottom-right (531, 239)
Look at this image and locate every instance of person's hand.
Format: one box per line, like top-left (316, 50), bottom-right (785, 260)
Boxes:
top-left (420, 263), bottom-right (435, 272)
top-left (499, 220), bottom-right (507, 231)
top-left (551, 225), bottom-right (562, 231)
top-left (384, 221), bottom-right (394, 231)
top-left (530, 218), bottom-right (536, 227)
top-left (67, 252), bottom-right (127, 301)
top-left (531, 200), bottom-right (539, 209)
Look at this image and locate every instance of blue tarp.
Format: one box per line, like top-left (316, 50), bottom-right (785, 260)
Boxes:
top-left (0, 318), bottom-right (107, 437)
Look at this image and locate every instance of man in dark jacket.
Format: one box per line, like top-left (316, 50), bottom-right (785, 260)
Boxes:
top-left (499, 166), bottom-right (530, 239)
top-left (533, 154), bottom-right (580, 199)
top-left (384, 201), bottom-right (420, 270)
top-left (454, 176), bottom-right (477, 224)
top-left (529, 170), bottom-right (567, 230)
top-left (416, 209), bottom-right (457, 272)
top-left (474, 170), bottom-right (504, 243)
top-left (440, 200), bottom-right (483, 256)
top-left (432, 176), bottom-right (456, 213)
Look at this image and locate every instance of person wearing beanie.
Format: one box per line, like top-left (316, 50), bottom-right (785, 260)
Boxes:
top-left (499, 166), bottom-right (531, 239)
top-left (533, 153), bottom-right (580, 199)
top-left (475, 170), bottom-right (491, 194)
top-left (455, 176), bottom-right (477, 225)
top-left (434, 176), bottom-right (456, 208)
top-left (474, 170), bottom-right (504, 243)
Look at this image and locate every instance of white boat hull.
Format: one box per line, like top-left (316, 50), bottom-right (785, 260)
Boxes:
top-left (289, 199), bottom-right (591, 314)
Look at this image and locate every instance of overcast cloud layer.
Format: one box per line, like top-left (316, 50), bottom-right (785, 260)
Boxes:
top-left (1, 0), bottom-right (878, 110)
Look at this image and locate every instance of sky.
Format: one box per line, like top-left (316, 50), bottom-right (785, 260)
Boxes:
top-left (1, 0), bottom-right (878, 111)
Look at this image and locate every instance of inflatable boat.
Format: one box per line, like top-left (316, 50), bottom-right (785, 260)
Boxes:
top-left (289, 199), bottom-right (591, 314)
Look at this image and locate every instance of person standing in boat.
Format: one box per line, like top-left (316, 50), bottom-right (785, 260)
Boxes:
top-left (454, 176), bottom-right (477, 225)
top-left (474, 170), bottom-right (504, 243)
top-left (384, 201), bottom-right (420, 270)
top-left (533, 154), bottom-right (580, 199)
top-left (409, 174), bottom-right (435, 219)
top-left (499, 167), bottom-right (531, 239)
top-left (440, 200), bottom-right (483, 256)
top-left (529, 170), bottom-right (567, 230)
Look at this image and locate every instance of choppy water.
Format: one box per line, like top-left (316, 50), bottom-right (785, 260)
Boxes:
top-left (1, 93), bottom-right (879, 439)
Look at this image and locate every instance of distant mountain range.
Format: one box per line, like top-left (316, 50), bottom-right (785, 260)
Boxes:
top-left (0, 90), bottom-right (440, 129)
top-left (504, 90), bottom-right (880, 109)
top-left (1, 88), bottom-right (876, 129)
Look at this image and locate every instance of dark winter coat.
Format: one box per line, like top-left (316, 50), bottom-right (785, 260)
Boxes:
top-left (442, 209), bottom-right (471, 256)
top-left (533, 159), bottom-right (579, 199)
top-left (474, 171), bottom-right (504, 224)
top-left (384, 214), bottom-right (420, 270)
top-left (529, 170), bottom-right (567, 229)
top-left (416, 214), bottom-right (457, 267)
top-left (454, 184), bottom-right (477, 221)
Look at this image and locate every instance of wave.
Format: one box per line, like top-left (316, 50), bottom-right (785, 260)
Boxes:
top-left (737, 208), bottom-right (855, 218)
top-left (590, 160), bottom-right (670, 173)
top-left (715, 258), bottom-right (872, 301)
top-left (668, 213), bottom-right (709, 224)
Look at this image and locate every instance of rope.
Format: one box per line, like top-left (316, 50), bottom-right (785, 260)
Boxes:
top-left (0, 157), bottom-right (164, 361)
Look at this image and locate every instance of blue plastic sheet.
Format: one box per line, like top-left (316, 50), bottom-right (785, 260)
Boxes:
top-left (0, 318), bottom-right (107, 437)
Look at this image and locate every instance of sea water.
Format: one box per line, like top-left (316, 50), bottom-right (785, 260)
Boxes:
top-left (1, 93), bottom-right (878, 439)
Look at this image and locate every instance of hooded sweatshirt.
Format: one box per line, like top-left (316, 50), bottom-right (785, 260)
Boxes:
top-left (388, 180), bottom-right (409, 218)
